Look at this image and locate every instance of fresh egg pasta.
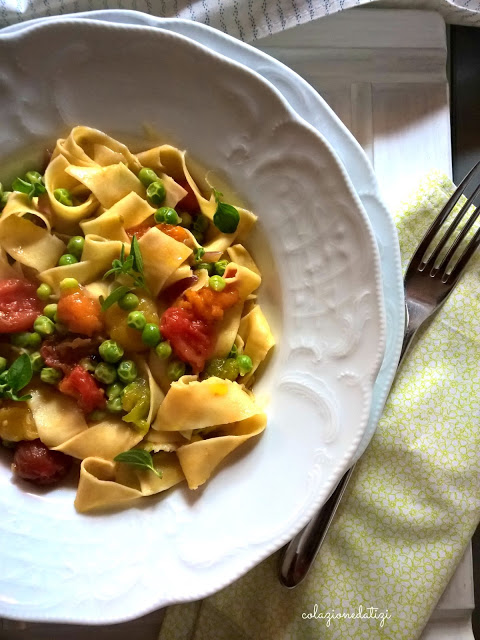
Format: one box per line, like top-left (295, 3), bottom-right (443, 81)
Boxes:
top-left (0, 126), bottom-right (274, 512)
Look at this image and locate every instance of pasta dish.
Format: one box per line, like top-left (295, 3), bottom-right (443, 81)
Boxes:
top-left (0, 126), bottom-right (274, 512)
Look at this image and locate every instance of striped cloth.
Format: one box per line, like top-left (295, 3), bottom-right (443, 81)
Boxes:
top-left (0, 0), bottom-right (479, 40)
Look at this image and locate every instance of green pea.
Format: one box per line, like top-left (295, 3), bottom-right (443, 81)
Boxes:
top-left (209, 275), bottom-right (226, 292)
top-left (40, 367), bottom-right (62, 385)
top-left (228, 344), bottom-right (238, 358)
top-left (43, 303), bottom-right (58, 321)
top-left (195, 262), bottom-right (214, 276)
top-left (106, 397), bottom-right (124, 413)
top-left (25, 170), bottom-right (43, 186)
top-left (193, 247), bottom-right (205, 262)
top-left (117, 360), bottom-right (138, 384)
top-left (164, 209), bottom-right (181, 225)
top-left (60, 277), bottom-right (79, 291)
top-left (192, 215), bottom-right (209, 233)
top-left (127, 310), bottom-right (146, 331)
top-left (205, 358), bottom-right (226, 378)
top-left (146, 180), bottom-right (166, 206)
top-left (106, 382), bottom-right (124, 400)
top-left (215, 260), bottom-right (229, 277)
top-left (79, 357), bottom-right (95, 372)
top-left (67, 235), bottom-right (85, 259)
top-left (55, 322), bottom-right (68, 336)
top-left (154, 206), bottom-right (178, 225)
top-left (54, 188), bottom-right (73, 206)
top-left (88, 410), bottom-right (107, 422)
top-left (29, 352), bottom-right (44, 373)
top-left (11, 331), bottom-right (41, 349)
top-left (0, 190), bottom-right (11, 210)
top-left (167, 360), bottom-right (186, 382)
top-left (58, 253), bottom-right (78, 266)
top-left (94, 362), bottom-right (117, 385)
top-left (99, 340), bottom-right (124, 364)
top-left (237, 354), bottom-right (253, 376)
top-left (0, 357), bottom-right (7, 373)
top-left (180, 212), bottom-right (193, 229)
top-left (138, 167), bottom-right (160, 187)
top-left (34, 315), bottom-right (55, 337)
top-left (118, 292), bottom-right (139, 311)
top-left (222, 358), bottom-right (240, 381)
top-left (192, 230), bottom-right (204, 244)
top-left (141, 323), bottom-right (161, 347)
top-left (155, 341), bottom-right (172, 360)
top-left (36, 283), bottom-right (52, 301)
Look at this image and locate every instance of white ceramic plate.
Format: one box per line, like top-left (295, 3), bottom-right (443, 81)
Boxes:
top-left (0, 10), bottom-right (405, 462)
top-left (0, 19), bottom-right (385, 624)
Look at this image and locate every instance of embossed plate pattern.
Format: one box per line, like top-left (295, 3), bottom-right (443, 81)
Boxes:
top-left (0, 19), bottom-right (385, 624)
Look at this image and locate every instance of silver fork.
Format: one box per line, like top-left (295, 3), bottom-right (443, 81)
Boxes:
top-left (279, 161), bottom-right (480, 588)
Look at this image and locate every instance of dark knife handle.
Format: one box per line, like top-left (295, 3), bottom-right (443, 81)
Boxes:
top-left (278, 464), bottom-right (356, 588)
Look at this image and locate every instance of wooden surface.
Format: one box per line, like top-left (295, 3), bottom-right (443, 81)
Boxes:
top-left (257, 8), bottom-right (474, 640)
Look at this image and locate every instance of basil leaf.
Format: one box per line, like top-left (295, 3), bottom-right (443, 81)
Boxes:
top-left (114, 449), bottom-right (162, 478)
top-left (131, 235), bottom-right (144, 275)
top-left (101, 285), bottom-right (131, 312)
top-left (12, 177), bottom-right (33, 195)
top-left (213, 202), bottom-right (240, 234)
top-left (6, 353), bottom-right (33, 392)
top-left (212, 188), bottom-right (223, 202)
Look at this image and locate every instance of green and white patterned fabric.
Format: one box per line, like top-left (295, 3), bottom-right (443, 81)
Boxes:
top-left (158, 173), bottom-right (480, 640)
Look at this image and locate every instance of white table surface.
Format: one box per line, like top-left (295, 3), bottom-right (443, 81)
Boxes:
top-left (1, 8), bottom-right (475, 640)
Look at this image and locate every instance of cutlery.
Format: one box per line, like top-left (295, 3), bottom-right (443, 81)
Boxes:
top-left (279, 160), bottom-right (480, 588)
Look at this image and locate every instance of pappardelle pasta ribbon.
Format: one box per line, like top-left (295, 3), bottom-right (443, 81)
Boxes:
top-left (0, 125), bottom-right (275, 513)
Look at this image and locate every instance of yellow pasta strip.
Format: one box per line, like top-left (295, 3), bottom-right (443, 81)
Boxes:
top-left (54, 419), bottom-right (144, 460)
top-left (238, 305), bottom-right (276, 384)
top-left (28, 388), bottom-right (88, 448)
top-left (226, 244), bottom-right (261, 275)
top-left (152, 377), bottom-right (261, 431)
top-left (45, 154), bottom-right (98, 231)
top-left (66, 163), bottom-right (145, 209)
top-left (0, 213), bottom-right (65, 272)
top-left (176, 413), bottom-right (267, 490)
top-left (138, 227), bottom-right (192, 296)
top-left (56, 126), bottom-right (141, 171)
top-left (39, 236), bottom-right (122, 290)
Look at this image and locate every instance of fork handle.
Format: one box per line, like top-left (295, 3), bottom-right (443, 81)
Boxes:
top-left (278, 305), bottom-right (416, 588)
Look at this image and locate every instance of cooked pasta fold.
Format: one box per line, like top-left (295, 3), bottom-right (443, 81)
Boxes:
top-left (0, 125), bottom-right (274, 513)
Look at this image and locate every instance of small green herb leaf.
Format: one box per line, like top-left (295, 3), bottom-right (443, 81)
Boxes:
top-left (114, 449), bottom-right (163, 478)
top-left (12, 178), bottom-right (32, 195)
top-left (213, 201), bottom-right (240, 234)
top-left (101, 285), bottom-right (131, 312)
top-left (6, 353), bottom-right (33, 392)
top-left (131, 235), bottom-right (144, 274)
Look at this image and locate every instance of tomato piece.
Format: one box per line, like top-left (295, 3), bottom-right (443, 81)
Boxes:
top-left (58, 365), bottom-right (105, 413)
top-left (179, 286), bottom-right (239, 324)
top-left (41, 336), bottom-right (101, 374)
top-left (13, 439), bottom-right (72, 486)
top-left (0, 279), bottom-right (43, 333)
top-left (156, 223), bottom-right (191, 245)
top-left (177, 180), bottom-right (200, 212)
top-left (57, 286), bottom-right (103, 336)
top-left (160, 307), bottom-right (214, 373)
top-left (125, 223), bottom-right (152, 240)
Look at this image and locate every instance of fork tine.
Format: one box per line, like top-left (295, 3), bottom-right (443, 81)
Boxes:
top-left (446, 224), bottom-right (480, 284)
top-left (409, 160), bottom-right (480, 272)
top-left (427, 181), bottom-right (480, 272)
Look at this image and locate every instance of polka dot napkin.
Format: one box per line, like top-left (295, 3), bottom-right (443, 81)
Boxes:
top-left (159, 172), bottom-right (480, 639)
